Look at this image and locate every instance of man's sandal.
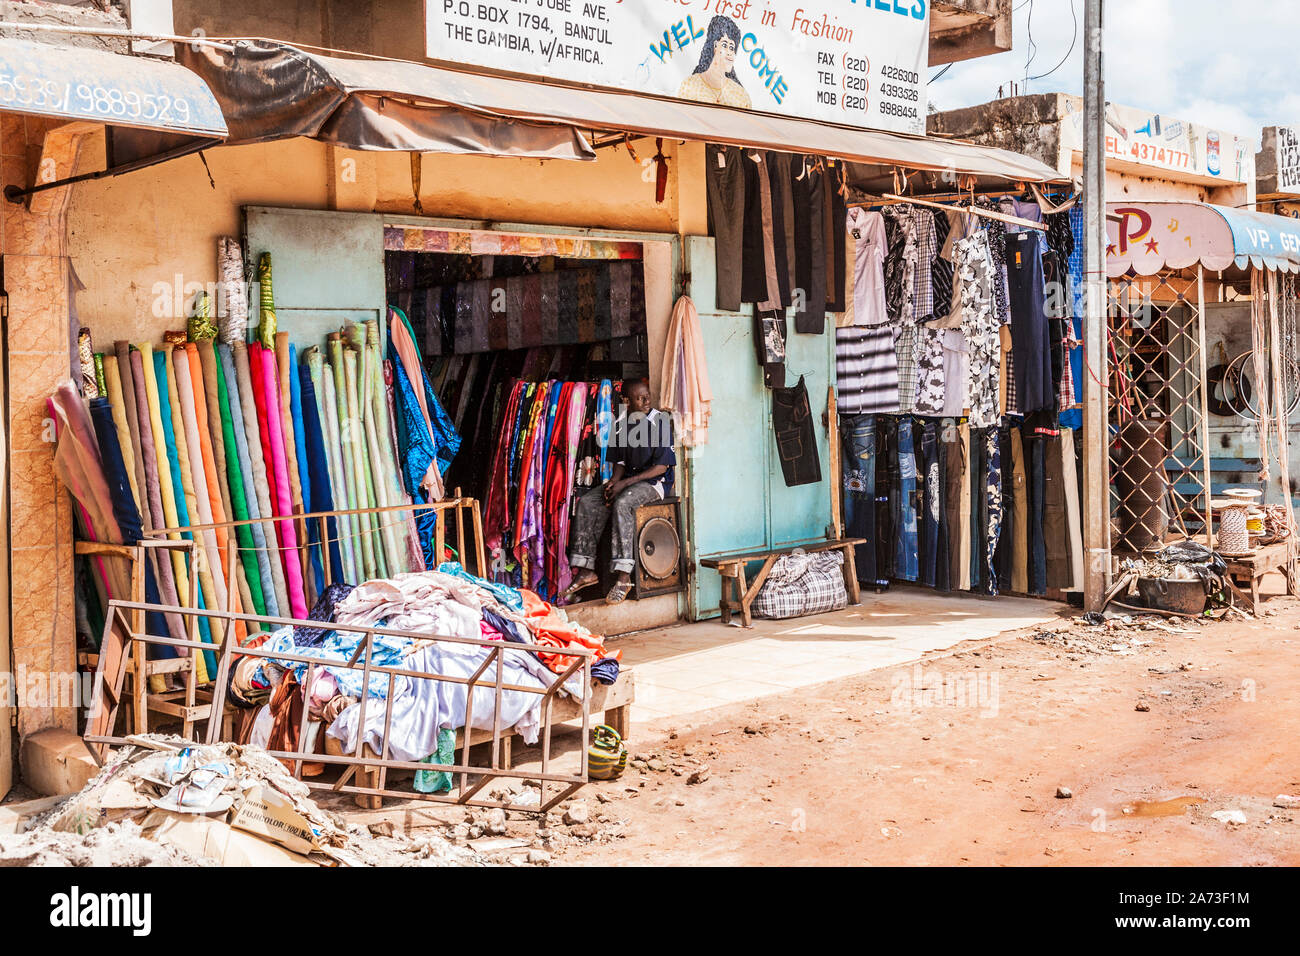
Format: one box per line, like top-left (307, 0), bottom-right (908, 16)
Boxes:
top-left (605, 581), bottom-right (634, 605)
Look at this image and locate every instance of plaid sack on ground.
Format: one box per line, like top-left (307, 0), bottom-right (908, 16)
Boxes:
top-left (752, 549), bottom-right (848, 620)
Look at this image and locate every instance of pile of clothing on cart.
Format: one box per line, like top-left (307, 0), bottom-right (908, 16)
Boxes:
top-left (227, 562), bottom-right (620, 792)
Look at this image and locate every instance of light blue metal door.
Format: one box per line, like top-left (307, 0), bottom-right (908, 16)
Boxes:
top-left (243, 206), bottom-right (387, 349)
top-left (684, 237), bottom-right (836, 619)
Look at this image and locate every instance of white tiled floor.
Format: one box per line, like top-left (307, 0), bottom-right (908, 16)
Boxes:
top-left (608, 587), bottom-right (1064, 724)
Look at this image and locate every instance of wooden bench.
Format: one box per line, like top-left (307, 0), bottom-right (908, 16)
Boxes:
top-left (700, 538), bottom-right (866, 627)
top-left (1221, 540), bottom-right (1299, 611)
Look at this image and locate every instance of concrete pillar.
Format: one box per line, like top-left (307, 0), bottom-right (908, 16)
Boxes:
top-left (1, 115), bottom-right (94, 739)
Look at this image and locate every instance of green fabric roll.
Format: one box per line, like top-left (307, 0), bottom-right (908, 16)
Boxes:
top-left (329, 335), bottom-right (367, 582)
top-left (212, 345), bottom-right (268, 617)
top-left (343, 345), bottom-right (381, 580)
top-left (307, 347), bottom-right (357, 583)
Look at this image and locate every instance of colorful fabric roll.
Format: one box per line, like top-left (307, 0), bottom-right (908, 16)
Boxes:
top-left (256, 252), bottom-right (277, 350)
top-left (217, 236), bottom-right (248, 346)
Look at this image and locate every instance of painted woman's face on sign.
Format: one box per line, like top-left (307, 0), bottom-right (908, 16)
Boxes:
top-left (711, 36), bottom-right (737, 76)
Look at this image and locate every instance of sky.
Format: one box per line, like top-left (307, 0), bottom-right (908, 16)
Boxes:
top-left (928, 0), bottom-right (1300, 143)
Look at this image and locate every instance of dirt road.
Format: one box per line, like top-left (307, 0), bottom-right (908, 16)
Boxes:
top-left (553, 591), bottom-right (1300, 866)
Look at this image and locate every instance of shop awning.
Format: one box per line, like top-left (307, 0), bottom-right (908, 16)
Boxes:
top-left (1107, 201), bottom-right (1300, 276)
top-left (177, 40), bottom-right (1064, 183)
top-left (176, 41), bottom-right (596, 161)
top-left (0, 36), bottom-right (226, 191)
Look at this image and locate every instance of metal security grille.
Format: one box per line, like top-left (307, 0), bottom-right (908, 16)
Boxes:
top-left (1107, 270), bottom-right (1210, 553)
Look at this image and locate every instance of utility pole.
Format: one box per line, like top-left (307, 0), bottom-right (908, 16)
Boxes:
top-left (1082, 0), bottom-right (1110, 611)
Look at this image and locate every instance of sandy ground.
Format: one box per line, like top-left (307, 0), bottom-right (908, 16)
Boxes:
top-left (543, 584), bottom-right (1300, 866)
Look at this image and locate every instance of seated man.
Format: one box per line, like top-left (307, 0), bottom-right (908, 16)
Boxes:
top-left (564, 380), bottom-right (676, 605)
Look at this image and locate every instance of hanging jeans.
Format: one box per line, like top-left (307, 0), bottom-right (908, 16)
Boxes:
top-left (918, 420), bottom-right (942, 587)
top-left (841, 414), bottom-right (880, 586)
top-left (895, 418), bottom-right (919, 581)
top-left (771, 376), bottom-right (822, 487)
top-left (875, 416), bottom-right (899, 585)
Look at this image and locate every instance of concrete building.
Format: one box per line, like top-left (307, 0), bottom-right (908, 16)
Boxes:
top-left (1, 0), bottom-right (1022, 797)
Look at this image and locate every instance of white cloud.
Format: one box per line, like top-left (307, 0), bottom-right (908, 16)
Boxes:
top-left (929, 0), bottom-right (1300, 140)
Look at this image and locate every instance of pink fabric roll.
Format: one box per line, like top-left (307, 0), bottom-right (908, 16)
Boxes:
top-left (257, 344), bottom-right (308, 618)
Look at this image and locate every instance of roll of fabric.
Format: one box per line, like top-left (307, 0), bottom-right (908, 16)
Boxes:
top-left (330, 335), bottom-right (367, 581)
top-left (78, 328), bottom-right (99, 398)
top-left (100, 354), bottom-right (142, 510)
top-left (257, 339), bottom-right (308, 617)
top-left (381, 360), bottom-right (425, 572)
top-left (168, 350), bottom-right (220, 679)
top-left (139, 346), bottom-right (196, 639)
top-left (275, 333), bottom-right (306, 562)
top-left (241, 343), bottom-right (291, 615)
top-left (197, 341), bottom-right (259, 631)
top-left (151, 348), bottom-right (212, 673)
top-left (361, 324), bottom-right (402, 574)
top-left (233, 343), bottom-right (289, 616)
top-left (288, 343), bottom-right (320, 596)
top-left (115, 342), bottom-right (150, 514)
top-left (217, 236), bottom-right (248, 345)
top-left (256, 252), bottom-right (277, 350)
top-left (318, 351), bottom-right (360, 584)
top-left (343, 344), bottom-right (381, 580)
top-left (87, 396), bottom-right (176, 656)
top-left (93, 354), bottom-right (107, 400)
top-left (220, 344), bottom-right (279, 617)
top-left (127, 347), bottom-right (189, 653)
top-left (189, 290), bottom-right (217, 342)
top-left (299, 359), bottom-right (345, 588)
top-left (180, 343), bottom-right (244, 656)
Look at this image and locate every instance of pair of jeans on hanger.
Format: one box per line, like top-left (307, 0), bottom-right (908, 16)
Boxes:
top-left (841, 414), bottom-right (881, 587)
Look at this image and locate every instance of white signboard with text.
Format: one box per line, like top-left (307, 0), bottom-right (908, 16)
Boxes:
top-left (1275, 125), bottom-right (1300, 195)
top-left (426, 0), bottom-right (931, 134)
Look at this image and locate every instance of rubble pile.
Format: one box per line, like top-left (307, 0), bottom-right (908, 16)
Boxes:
top-left (0, 734), bottom-right (480, 867)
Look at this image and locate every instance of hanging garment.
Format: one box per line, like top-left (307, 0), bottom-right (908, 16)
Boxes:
top-left (917, 419), bottom-right (942, 588)
top-left (1010, 426), bottom-right (1029, 595)
top-left (771, 376), bottom-right (822, 487)
top-left (660, 295), bottom-right (713, 447)
top-left (983, 427), bottom-right (1003, 596)
top-left (1006, 229), bottom-right (1055, 415)
top-left (840, 413), bottom-right (879, 587)
top-left (1060, 427), bottom-right (1085, 592)
top-left (754, 308), bottom-right (787, 389)
top-left (791, 158), bottom-right (827, 334)
top-left (894, 417), bottom-right (919, 581)
top-left (882, 205), bottom-right (918, 326)
top-left (914, 327), bottom-right (947, 416)
top-left (741, 152), bottom-right (788, 309)
top-left (836, 326), bottom-right (899, 415)
top-left (930, 207), bottom-right (954, 324)
top-left (706, 145), bottom-right (747, 313)
top-left (874, 416), bottom-right (898, 583)
top-left (845, 207), bottom-right (889, 327)
top-left (940, 329), bottom-right (969, 417)
top-left (911, 207), bottom-right (939, 323)
top-left (1044, 434), bottom-right (1072, 590)
top-left (952, 422), bottom-right (971, 591)
top-left (954, 230), bottom-right (1000, 428)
